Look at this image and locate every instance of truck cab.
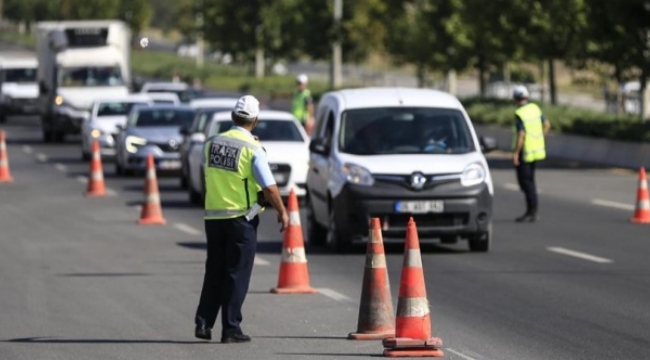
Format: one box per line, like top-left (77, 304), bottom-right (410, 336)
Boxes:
top-left (0, 57), bottom-right (39, 123)
top-left (36, 21), bottom-right (132, 143)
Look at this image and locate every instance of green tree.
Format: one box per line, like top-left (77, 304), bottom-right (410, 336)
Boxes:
top-left (58, 0), bottom-right (120, 20)
top-left (118, 0), bottom-right (152, 38)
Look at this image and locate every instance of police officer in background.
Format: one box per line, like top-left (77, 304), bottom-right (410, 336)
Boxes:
top-left (291, 74), bottom-right (315, 135)
top-left (195, 95), bottom-right (289, 343)
top-left (512, 85), bottom-right (551, 223)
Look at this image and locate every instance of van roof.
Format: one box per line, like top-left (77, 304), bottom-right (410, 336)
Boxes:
top-left (325, 87), bottom-right (464, 110)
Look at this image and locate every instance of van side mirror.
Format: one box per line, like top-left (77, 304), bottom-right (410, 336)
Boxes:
top-left (309, 137), bottom-right (330, 155)
top-left (479, 136), bottom-right (498, 153)
top-left (39, 82), bottom-right (48, 94)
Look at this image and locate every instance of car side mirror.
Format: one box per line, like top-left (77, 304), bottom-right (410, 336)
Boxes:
top-left (479, 136), bottom-right (498, 153)
top-left (190, 133), bottom-right (206, 143)
top-left (116, 124), bottom-right (125, 131)
top-left (309, 137), bottom-right (330, 155)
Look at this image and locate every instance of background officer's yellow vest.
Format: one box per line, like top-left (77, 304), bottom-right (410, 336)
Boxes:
top-left (292, 89), bottom-right (311, 122)
top-left (513, 103), bottom-right (546, 163)
top-left (203, 129), bottom-right (262, 219)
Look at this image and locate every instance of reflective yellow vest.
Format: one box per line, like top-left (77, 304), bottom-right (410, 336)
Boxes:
top-left (203, 129), bottom-right (262, 219)
top-left (513, 103), bottom-right (546, 163)
top-left (292, 89), bottom-right (311, 122)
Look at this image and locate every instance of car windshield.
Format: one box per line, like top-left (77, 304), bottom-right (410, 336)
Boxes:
top-left (153, 99), bottom-right (176, 104)
top-left (208, 120), bottom-right (304, 142)
top-left (338, 107), bottom-right (475, 155)
top-left (147, 88), bottom-right (195, 103)
top-left (97, 102), bottom-right (146, 117)
top-left (3, 68), bottom-right (37, 83)
top-left (132, 109), bottom-right (195, 128)
top-left (58, 66), bottom-right (124, 87)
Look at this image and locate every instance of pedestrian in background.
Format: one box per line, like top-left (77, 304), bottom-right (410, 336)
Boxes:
top-left (512, 85), bottom-right (551, 223)
top-left (291, 74), bottom-right (315, 135)
top-left (194, 95), bottom-right (289, 343)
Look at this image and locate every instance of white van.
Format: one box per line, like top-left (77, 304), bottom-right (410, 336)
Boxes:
top-left (305, 88), bottom-right (497, 252)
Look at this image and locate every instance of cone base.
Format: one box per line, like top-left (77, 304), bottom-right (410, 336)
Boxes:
top-left (270, 286), bottom-right (318, 294)
top-left (137, 217), bottom-right (167, 225)
top-left (0, 177), bottom-right (14, 183)
top-left (383, 337), bottom-right (443, 348)
top-left (630, 217), bottom-right (650, 224)
top-left (383, 348), bottom-right (444, 358)
top-left (84, 191), bottom-right (106, 197)
top-left (348, 331), bottom-right (395, 340)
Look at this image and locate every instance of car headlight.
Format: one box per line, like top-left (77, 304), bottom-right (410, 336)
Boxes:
top-left (91, 129), bottom-right (102, 138)
top-left (54, 95), bottom-right (64, 106)
top-left (460, 163), bottom-right (486, 187)
top-left (125, 135), bottom-right (147, 153)
top-left (342, 163), bottom-right (374, 186)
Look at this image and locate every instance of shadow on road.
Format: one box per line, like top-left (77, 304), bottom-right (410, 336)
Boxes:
top-left (5, 337), bottom-right (207, 344)
top-left (256, 335), bottom-right (347, 340)
top-left (276, 352), bottom-right (382, 358)
top-left (56, 272), bottom-right (152, 277)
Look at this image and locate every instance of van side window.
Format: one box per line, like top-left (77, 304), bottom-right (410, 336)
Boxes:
top-left (314, 105), bottom-right (327, 137)
top-left (323, 112), bottom-right (335, 144)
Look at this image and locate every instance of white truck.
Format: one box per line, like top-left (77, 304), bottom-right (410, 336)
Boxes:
top-left (35, 20), bottom-right (132, 142)
top-left (0, 56), bottom-right (40, 123)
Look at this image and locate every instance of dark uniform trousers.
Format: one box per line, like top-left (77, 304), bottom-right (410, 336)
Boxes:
top-left (516, 152), bottom-right (538, 214)
top-left (195, 216), bottom-right (259, 336)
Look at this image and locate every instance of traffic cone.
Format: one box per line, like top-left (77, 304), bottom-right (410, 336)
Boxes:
top-left (631, 167), bottom-right (650, 224)
top-left (84, 140), bottom-right (106, 197)
top-left (138, 154), bottom-right (166, 225)
top-left (348, 218), bottom-right (395, 340)
top-left (382, 217), bottom-right (443, 358)
top-left (0, 130), bottom-right (14, 183)
top-left (270, 188), bottom-right (317, 295)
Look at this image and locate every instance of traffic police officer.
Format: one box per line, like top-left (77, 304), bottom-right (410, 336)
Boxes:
top-left (512, 85), bottom-right (551, 223)
top-left (195, 95), bottom-right (289, 343)
top-left (291, 74), bottom-right (315, 135)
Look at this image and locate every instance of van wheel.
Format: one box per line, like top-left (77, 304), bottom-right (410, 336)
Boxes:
top-left (326, 205), bottom-right (349, 253)
top-left (189, 185), bottom-right (202, 206)
top-left (306, 199), bottom-right (327, 246)
top-left (43, 130), bottom-right (53, 143)
top-left (468, 223), bottom-right (491, 252)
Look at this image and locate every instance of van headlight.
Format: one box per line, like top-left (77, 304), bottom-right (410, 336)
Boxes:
top-left (460, 163), bottom-right (486, 187)
top-left (125, 135), bottom-right (147, 153)
top-left (342, 163), bottom-right (374, 186)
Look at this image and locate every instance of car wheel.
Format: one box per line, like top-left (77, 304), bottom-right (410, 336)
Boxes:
top-left (0, 113), bottom-right (6, 123)
top-left (468, 223), bottom-right (491, 252)
top-left (115, 158), bottom-right (124, 176)
top-left (43, 129), bottom-right (53, 143)
top-left (326, 203), bottom-right (349, 253)
top-left (53, 131), bottom-right (65, 143)
top-left (306, 195), bottom-right (327, 246)
top-left (82, 150), bottom-right (91, 161)
top-left (180, 173), bottom-right (188, 189)
top-left (189, 184), bottom-right (202, 206)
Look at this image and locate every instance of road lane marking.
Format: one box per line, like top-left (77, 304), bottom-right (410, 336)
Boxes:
top-left (503, 183), bottom-right (519, 191)
top-left (447, 348), bottom-right (479, 360)
top-left (254, 256), bottom-right (270, 266)
top-left (547, 247), bottom-right (613, 264)
top-left (36, 153), bottom-right (48, 162)
top-left (173, 222), bottom-right (202, 236)
top-left (591, 199), bottom-right (634, 211)
top-left (76, 176), bottom-right (88, 184)
top-left (54, 163), bottom-right (67, 172)
top-left (105, 188), bottom-right (117, 196)
top-left (318, 288), bottom-right (357, 304)
top-left (22, 145), bottom-right (32, 154)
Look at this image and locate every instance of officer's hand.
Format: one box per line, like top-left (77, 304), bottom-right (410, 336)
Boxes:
top-left (278, 211), bottom-right (289, 232)
top-left (513, 155), bottom-right (520, 167)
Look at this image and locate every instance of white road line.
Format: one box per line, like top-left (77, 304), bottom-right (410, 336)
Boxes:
top-left (254, 256), bottom-right (270, 266)
top-left (447, 348), bottom-right (479, 360)
top-left (76, 176), bottom-right (88, 184)
top-left (22, 145), bottom-right (32, 154)
top-left (36, 153), bottom-right (48, 162)
top-left (105, 188), bottom-right (117, 196)
top-left (54, 163), bottom-right (67, 172)
top-left (503, 183), bottom-right (519, 191)
top-left (173, 222), bottom-right (202, 236)
top-left (318, 288), bottom-right (357, 304)
top-left (591, 199), bottom-right (635, 211)
top-left (547, 247), bottom-right (613, 264)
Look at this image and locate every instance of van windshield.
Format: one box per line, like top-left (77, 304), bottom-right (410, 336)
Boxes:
top-left (338, 107), bottom-right (475, 155)
top-left (58, 66), bottom-right (124, 87)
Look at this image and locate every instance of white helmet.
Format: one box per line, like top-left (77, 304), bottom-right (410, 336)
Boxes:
top-left (512, 85), bottom-right (529, 99)
top-left (296, 74), bottom-right (308, 84)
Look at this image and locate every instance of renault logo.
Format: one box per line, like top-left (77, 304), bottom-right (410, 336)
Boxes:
top-left (410, 172), bottom-right (426, 190)
top-left (169, 139), bottom-right (178, 149)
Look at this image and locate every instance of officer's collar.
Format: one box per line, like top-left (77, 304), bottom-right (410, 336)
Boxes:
top-left (232, 126), bottom-right (254, 139)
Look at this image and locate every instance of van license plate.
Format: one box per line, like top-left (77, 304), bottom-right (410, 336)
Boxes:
top-left (395, 201), bottom-right (444, 214)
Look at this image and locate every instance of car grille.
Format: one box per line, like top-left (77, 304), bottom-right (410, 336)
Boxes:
top-left (152, 141), bottom-right (180, 153)
top-left (374, 173), bottom-right (461, 190)
top-left (270, 163), bottom-right (291, 187)
top-left (380, 213), bottom-right (469, 228)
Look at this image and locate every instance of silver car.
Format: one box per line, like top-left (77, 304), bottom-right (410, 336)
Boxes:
top-left (114, 104), bottom-right (196, 176)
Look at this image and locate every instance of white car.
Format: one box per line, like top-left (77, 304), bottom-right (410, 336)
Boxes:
top-left (146, 92), bottom-right (181, 105)
top-left (81, 94), bottom-right (153, 160)
top-left (187, 110), bottom-right (310, 205)
top-left (189, 97), bottom-right (239, 110)
top-left (139, 81), bottom-right (195, 103)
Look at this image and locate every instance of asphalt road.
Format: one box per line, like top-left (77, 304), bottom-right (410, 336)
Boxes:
top-left (1, 114), bottom-right (650, 360)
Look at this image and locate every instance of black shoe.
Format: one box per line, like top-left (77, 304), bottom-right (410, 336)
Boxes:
top-left (221, 333), bottom-right (251, 343)
top-left (195, 320), bottom-right (212, 340)
top-left (515, 212), bottom-right (538, 223)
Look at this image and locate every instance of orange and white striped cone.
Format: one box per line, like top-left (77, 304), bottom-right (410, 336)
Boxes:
top-left (84, 140), bottom-right (106, 197)
top-left (631, 167), bottom-right (650, 224)
top-left (0, 130), bottom-right (14, 183)
top-left (348, 218), bottom-right (395, 340)
top-left (382, 217), bottom-right (443, 358)
top-left (138, 154), bottom-right (167, 225)
top-left (270, 188), bottom-right (317, 295)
